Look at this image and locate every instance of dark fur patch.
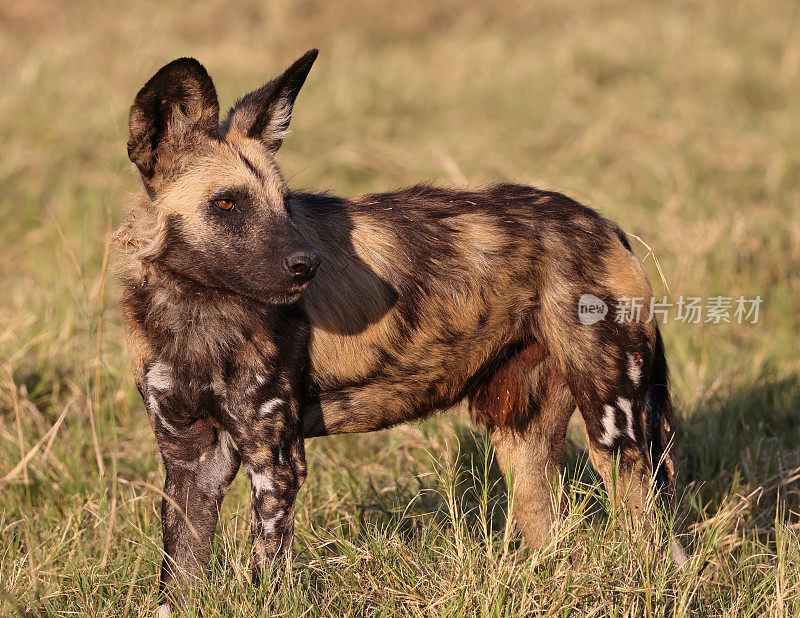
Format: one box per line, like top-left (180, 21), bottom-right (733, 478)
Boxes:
top-left (469, 342), bottom-right (548, 430)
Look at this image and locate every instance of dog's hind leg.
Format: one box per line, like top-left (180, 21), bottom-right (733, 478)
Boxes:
top-left (473, 346), bottom-right (576, 550)
top-left (559, 318), bottom-right (686, 564)
top-left (490, 377), bottom-right (575, 550)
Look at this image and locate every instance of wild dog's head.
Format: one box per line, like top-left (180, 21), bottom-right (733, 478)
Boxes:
top-left (126, 50), bottom-right (320, 304)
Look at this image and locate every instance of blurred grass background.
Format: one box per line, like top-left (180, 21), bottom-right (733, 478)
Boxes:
top-left (0, 0), bottom-right (798, 615)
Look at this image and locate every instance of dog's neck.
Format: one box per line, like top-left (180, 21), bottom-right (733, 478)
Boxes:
top-left (121, 248), bottom-right (276, 378)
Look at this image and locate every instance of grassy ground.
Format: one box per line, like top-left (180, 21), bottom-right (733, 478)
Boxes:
top-left (1, 0), bottom-right (799, 615)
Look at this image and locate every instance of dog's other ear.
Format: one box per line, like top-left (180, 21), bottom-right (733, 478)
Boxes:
top-left (223, 49), bottom-right (318, 152)
top-left (128, 58), bottom-right (220, 181)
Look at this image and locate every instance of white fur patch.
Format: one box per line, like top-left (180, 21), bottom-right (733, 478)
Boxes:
top-left (156, 604), bottom-right (171, 618)
top-left (599, 404), bottom-right (620, 447)
top-left (147, 393), bottom-right (159, 416)
top-left (260, 509), bottom-right (286, 535)
top-left (145, 361), bottom-right (178, 436)
top-left (146, 362), bottom-right (173, 391)
top-left (616, 397), bottom-right (636, 440)
top-left (196, 430), bottom-right (238, 494)
top-left (247, 375), bottom-right (268, 396)
top-left (627, 354), bottom-right (642, 387)
top-left (147, 393), bottom-right (180, 436)
top-left (247, 467), bottom-right (275, 498)
top-left (259, 398), bottom-right (284, 418)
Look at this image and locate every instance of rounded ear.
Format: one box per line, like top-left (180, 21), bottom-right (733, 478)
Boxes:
top-left (128, 58), bottom-right (220, 180)
top-left (222, 49), bottom-right (318, 152)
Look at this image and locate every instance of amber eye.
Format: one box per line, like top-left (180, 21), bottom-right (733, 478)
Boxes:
top-left (214, 199), bottom-right (235, 211)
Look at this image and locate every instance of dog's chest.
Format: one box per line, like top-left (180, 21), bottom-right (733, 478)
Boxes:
top-left (142, 344), bottom-right (303, 438)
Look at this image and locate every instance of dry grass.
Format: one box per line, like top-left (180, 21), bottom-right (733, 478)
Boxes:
top-left (1, 0), bottom-right (799, 615)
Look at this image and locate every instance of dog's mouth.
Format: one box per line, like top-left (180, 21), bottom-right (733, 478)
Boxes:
top-left (248, 278), bottom-right (314, 306)
top-left (283, 278), bottom-right (315, 301)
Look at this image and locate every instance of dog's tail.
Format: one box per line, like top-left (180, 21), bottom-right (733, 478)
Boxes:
top-left (645, 326), bottom-right (677, 502)
top-left (646, 327), bottom-right (689, 566)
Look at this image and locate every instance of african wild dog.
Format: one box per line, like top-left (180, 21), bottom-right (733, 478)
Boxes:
top-left (117, 50), bottom-right (687, 613)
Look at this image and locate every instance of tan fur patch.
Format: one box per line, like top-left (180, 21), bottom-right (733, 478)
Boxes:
top-left (122, 314), bottom-right (154, 384)
top-left (449, 213), bottom-right (510, 273)
top-left (602, 239), bottom-right (656, 336)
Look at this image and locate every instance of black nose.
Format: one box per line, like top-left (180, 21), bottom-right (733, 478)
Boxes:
top-left (283, 249), bottom-right (321, 284)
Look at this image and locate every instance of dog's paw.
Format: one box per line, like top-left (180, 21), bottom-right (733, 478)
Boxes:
top-left (155, 603), bottom-right (171, 618)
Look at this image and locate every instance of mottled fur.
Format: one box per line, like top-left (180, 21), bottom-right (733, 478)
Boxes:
top-left (118, 51), bottom-right (684, 613)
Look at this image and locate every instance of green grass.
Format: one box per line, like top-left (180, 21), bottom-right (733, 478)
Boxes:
top-left (1, 0), bottom-right (799, 615)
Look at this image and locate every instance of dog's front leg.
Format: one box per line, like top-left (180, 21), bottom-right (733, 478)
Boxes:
top-left (154, 418), bottom-right (240, 613)
top-left (228, 397), bottom-right (307, 584)
top-left (242, 447), bottom-right (306, 584)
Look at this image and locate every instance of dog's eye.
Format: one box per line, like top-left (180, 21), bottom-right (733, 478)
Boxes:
top-left (214, 199), bottom-right (235, 211)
